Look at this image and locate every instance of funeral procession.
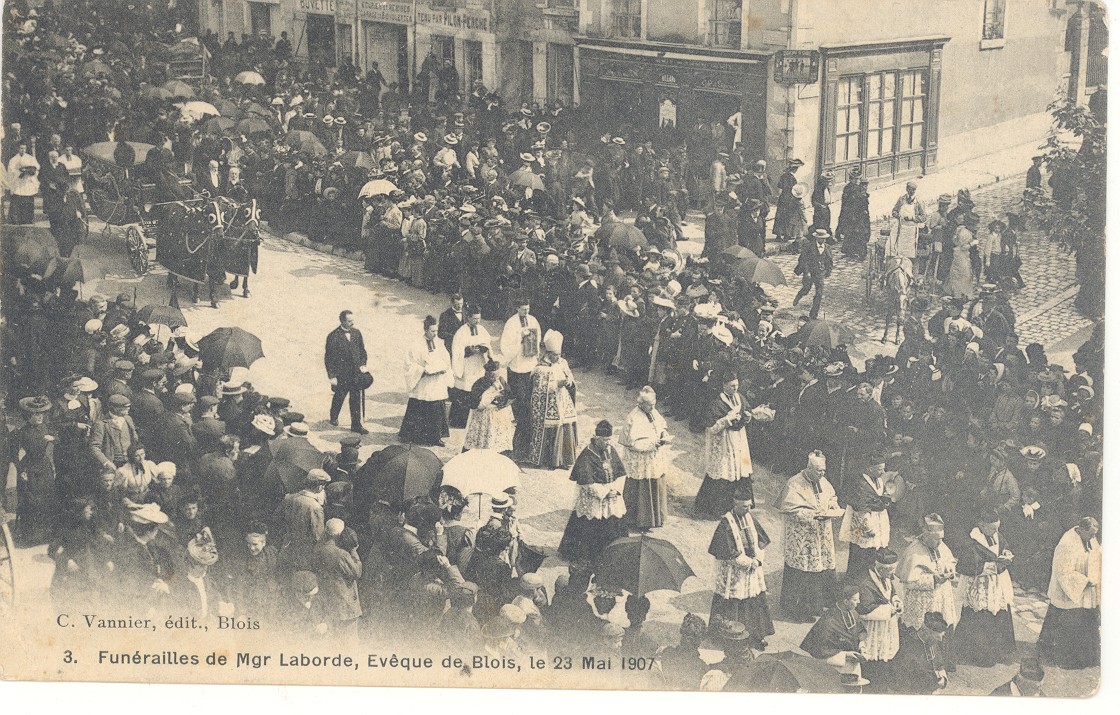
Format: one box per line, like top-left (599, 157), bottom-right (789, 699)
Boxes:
top-left (0, 0), bottom-right (1108, 697)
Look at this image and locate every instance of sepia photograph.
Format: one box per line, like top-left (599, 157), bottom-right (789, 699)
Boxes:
top-left (0, 0), bottom-right (1108, 699)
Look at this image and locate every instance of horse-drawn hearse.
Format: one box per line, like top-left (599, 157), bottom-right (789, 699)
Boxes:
top-left (82, 141), bottom-right (261, 305)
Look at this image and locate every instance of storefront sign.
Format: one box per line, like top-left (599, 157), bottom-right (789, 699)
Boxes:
top-left (299, 0), bottom-right (336, 14)
top-left (357, 0), bottom-right (413, 24)
top-left (774, 49), bottom-right (820, 83)
top-left (416, 7), bottom-right (490, 33)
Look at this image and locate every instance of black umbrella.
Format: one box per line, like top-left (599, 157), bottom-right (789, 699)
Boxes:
top-left (198, 327), bottom-right (264, 369)
top-left (371, 444), bottom-right (442, 506)
top-left (268, 439), bottom-right (326, 492)
top-left (593, 534), bottom-right (695, 596)
top-left (724, 651), bottom-right (843, 693)
top-left (136, 304), bottom-right (187, 329)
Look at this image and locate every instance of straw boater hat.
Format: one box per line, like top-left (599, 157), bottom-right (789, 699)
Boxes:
top-left (252, 413), bottom-right (276, 435)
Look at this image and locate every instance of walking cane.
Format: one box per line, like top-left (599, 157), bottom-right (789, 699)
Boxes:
top-left (361, 388), bottom-right (366, 423)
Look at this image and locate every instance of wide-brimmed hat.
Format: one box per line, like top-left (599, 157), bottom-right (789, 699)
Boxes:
top-left (443, 133), bottom-right (459, 145)
top-left (535, 121), bottom-right (551, 134)
top-left (413, 132), bottom-right (428, 143)
top-left (251, 413), bottom-right (276, 435)
top-left (19, 395), bottom-right (52, 413)
top-left (127, 501), bottom-right (169, 525)
top-left (75, 376), bottom-right (99, 393)
top-left (519, 152), bottom-right (535, 162)
top-left (812, 227), bottom-right (832, 240)
top-left (612, 137), bottom-right (626, 145)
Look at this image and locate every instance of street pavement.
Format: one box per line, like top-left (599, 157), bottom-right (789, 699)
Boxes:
top-left (2, 168), bottom-right (1098, 695)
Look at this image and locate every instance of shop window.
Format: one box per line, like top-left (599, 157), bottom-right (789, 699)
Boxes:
top-left (710, 0), bottom-right (742, 49)
top-left (832, 69), bottom-right (927, 167)
top-left (465, 40), bottom-right (483, 93)
top-left (834, 76), bottom-right (862, 163)
top-left (547, 43), bottom-right (574, 105)
top-left (981, 0), bottom-right (1007, 49)
top-left (432, 35), bottom-right (455, 64)
top-left (898, 70), bottom-right (926, 152)
top-left (611, 0), bottom-right (642, 39)
top-left (248, 2), bottom-right (272, 37)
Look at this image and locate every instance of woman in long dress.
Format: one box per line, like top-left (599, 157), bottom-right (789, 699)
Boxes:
top-left (13, 396), bottom-right (58, 546)
top-left (944, 212), bottom-right (978, 299)
top-left (516, 330), bottom-right (578, 469)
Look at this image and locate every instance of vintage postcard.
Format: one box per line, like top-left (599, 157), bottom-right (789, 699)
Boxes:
top-left (0, 0), bottom-right (1105, 697)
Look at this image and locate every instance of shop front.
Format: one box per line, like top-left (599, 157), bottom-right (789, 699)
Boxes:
top-left (336, 0), bottom-right (413, 88)
top-left (413, 4), bottom-right (496, 94)
top-left (576, 40), bottom-right (769, 158)
top-left (817, 37), bottom-right (947, 185)
top-left (297, 0), bottom-right (338, 66)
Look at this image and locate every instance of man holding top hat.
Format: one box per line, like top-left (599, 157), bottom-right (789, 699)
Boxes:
top-left (324, 309), bottom-right (371, 435)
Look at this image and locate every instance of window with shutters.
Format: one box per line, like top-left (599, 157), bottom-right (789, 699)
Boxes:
top-left (611, 0), bottom-right (642, 39)
top-left (710, 0), bottom-right (743, 49)
top-left (832, 70), bottom-right (928, 168)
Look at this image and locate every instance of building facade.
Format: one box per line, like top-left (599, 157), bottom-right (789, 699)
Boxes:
top-left (197, 0), bottom-right (1105, 186)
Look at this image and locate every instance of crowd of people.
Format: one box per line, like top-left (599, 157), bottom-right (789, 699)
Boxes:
top-left (1, 0), bottom-right (1106, 696)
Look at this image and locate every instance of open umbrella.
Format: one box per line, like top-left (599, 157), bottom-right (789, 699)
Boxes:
top-left (593, 533), bottom-right (695, 596)
top-left (794, 319), bottom-right (857, 351)
top-left (721, 245), bottom-right (759, 261)
top-left (358, 178), bottom-right (399, 198)
top-left (142, 86), bottom-right (174, 101)
top-left (373, 444), bottom-right (442, 505)
top-left (234, 70), bottom-right (266, 86)
top-left (83, 141), bottom-right (156, 165)
top-left (441, 449), bottom-right (521, 498)
top-left (44, 256), bottom-right (103, 286)
top-left (508, 168), bottom-right (545, 192)
top-left (267, 439), bottom-right (326, 492)
top-left (162, 80), bottom-right (196, 99)
top-left (179, 100), bottom-right (220, 121)
top-left (333, 151), bottom-right (377, 171)
top-left (724, 651), bottom-right (843, 693)
top-left (243, 102), bottom-right (272, 118)
top-left (729, 255), bottom-right (787, 286)
top-left (283, 130), bottom-right (327, 156)
top-left (80, 59), bottom-right (111, 77)
top-left (235, 117), bottom-right (272, 136)
top-left (203, 116), bottom-right (237, 136)
top-left (213, 99), bottom-right (240, 117)
top-left (594, 221), bottom-right (648, 250)
top-left (135, 304), bottom-right (187, 329)
top-left (5, 226), bottom-right (60, 272)
top-left (197, 327), bottom-right (264, 369)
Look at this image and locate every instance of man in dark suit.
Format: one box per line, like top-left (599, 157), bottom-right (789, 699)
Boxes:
top-left (324, 310), bottom-right (370, 434)
top-left (132, 368), bottom-right (168, 447)
top-left (793, 228), bottom-right (834, 319)
top-left (437, 294), bottom-right (466, 354)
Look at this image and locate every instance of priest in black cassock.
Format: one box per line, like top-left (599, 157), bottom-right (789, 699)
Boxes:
top-left (558, 420), bottom-right (629, 564)
top-left (954, 510), bottom-right (1017, 667)
top-left (800, 580), bottom-right (867, 683)
top-left (707, 480), bottom-right (774, 648)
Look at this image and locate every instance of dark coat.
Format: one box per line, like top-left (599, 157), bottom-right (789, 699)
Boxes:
top-left (324, 326), bottom-right (368, 390)
top-left (794, 240), bottom-right (834, 279)
top-left (437, 307), bottom-right (465, 353)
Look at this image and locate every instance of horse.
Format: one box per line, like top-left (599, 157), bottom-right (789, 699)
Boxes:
top-left (161, 199), bottom-right (226, 309)
top-left (880, 255), bottom-right (915, 344)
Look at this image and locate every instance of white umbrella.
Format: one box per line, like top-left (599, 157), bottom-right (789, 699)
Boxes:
top-left (441, 449), bottom-right (522, 499)
top-left (358, 178), bottom-right (399, 198)
top-left (179, 100), bottom-right (220, 121)
top-left (234, 70), bottom-right (266, 86)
